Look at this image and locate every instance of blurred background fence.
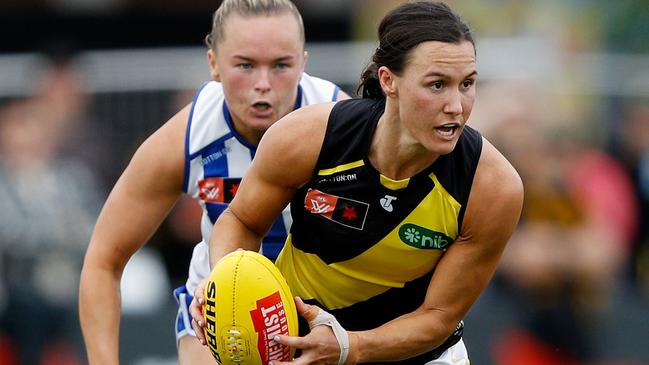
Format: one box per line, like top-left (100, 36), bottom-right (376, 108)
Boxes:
top-left (1, 0), bottom-right (649, 364)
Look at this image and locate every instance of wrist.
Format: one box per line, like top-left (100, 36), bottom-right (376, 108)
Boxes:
top-left (346, 331), bottom-right (361, 364)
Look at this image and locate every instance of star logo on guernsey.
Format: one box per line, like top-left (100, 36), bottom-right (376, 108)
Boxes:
top-left (341, 205), bottom-right (358, 220)
top-left (229, 183), bottom-right (239, 197)
top-left (379, 195), bottom-right (397, 212)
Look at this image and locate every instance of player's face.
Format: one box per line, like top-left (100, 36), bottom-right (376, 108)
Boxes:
top-left (392, 40), bottom-right (476, 156)
top-left (209, 13), bottom-right (306, 145)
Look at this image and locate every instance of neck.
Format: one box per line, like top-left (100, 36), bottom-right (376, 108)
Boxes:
top-left (224, 103), bottom-right (265, 146)
top-left (230, 116), bottom-right (265, 146)
top-left (369, 102), bottom-right (438, 180)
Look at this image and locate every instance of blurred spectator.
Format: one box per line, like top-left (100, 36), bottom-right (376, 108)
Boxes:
top-left (472, 82), bottom-right (639, 365)
top-left (36, 40), bottom-right (113, 187)
top-left (0, 52), bottom-right (103, 364)
top-left (616, 99), bottom-right (649, 298)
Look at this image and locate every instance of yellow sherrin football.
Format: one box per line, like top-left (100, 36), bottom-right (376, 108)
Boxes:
top-left (203, 250), bottom-right (298, 365)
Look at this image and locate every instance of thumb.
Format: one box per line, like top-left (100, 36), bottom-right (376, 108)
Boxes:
top-left (294, 296), bottom-right (320, 322)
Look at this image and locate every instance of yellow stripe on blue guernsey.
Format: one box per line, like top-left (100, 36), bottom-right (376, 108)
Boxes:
top-left (379, 174), bottom-right (410, 190)
top-left (276, 172), bottom-right (461, 310)
top-left (317, 160), bottom-right (365, 176)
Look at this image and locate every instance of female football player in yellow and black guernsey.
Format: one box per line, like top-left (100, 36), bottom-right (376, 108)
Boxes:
top-left (191, 2), bottom-right (523, 364)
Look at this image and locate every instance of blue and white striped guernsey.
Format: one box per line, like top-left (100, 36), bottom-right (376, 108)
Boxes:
top-left (183, 73), bottom-right (341, 262)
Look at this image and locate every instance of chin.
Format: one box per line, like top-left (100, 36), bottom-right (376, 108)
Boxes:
top-left (246, 115), bottom-right (277, 129)
top-left (427, 140), bottom-right (459, 156)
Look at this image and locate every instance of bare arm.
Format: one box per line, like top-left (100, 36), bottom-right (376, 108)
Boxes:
top-left (207, 102), bottom-right (334, 266)
top-left (78, 105), bottom-right (189, 365)
top-left (350, 138), bottom-right (523, 362)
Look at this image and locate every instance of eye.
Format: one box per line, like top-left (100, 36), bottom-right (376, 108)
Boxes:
top-left (430, 81), bottom-right (443, 90)
top-left (275, 63), bottom-right (290, 70)
top-left (237, 63), bottom-right (252, 70)
top-left (462, 79), bottom-right (475, 89)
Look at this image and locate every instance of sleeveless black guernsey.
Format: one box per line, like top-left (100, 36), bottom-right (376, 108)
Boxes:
top-left (275, 98), bottom-right (483, 364)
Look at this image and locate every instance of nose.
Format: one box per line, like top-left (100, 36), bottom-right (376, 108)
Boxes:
top-left (443, 89), bottom-right (463, 116)
top-left (254, 69), bottom-right (271, 93)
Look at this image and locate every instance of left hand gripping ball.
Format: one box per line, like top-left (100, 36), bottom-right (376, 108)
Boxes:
top-left (203, 250), bottom-right (298, 364)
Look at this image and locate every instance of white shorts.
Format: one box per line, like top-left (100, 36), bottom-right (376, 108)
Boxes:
top-left (173, 284), bottom-right (196, 342)
top-left (425, 339), bottom-right (469, 365)
top-left (184, 241), bottom-right (211, 296)
top-left (174, 241), bottom-right (209, 342)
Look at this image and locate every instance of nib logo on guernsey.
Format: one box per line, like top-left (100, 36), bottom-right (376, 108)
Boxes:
top-left (399, 224), bottom-right (453, 250)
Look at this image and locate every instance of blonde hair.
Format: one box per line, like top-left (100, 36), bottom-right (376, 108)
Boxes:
top-left (205, 0), bottom-right (305, 50)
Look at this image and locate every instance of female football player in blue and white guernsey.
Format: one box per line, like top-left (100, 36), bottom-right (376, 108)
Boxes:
top-left (191, 2), bottom-right (523, 364)
top-left (78, 0), bottom-right (349, 364)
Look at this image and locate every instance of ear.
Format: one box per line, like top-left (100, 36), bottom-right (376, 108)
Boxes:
top-left (378, 66), bottom-right (397, 98)
top-left (207, 49), bottom-right (221, 82)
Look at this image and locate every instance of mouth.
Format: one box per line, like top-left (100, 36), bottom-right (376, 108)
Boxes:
top-left (434, 123), bottom-right (461, 138)
top-left (251, 102), bottom-right (274, 117)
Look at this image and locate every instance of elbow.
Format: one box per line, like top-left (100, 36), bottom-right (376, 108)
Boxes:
top-left (417, 307), bottom-right (463, 347)
top-left (81, 241), bottom-right (127, 281)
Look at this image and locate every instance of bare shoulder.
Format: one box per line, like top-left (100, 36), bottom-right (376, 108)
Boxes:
top-left (128, 103), bottom-right (191, 190)
top-left (141, 103), bottom-right (190, 154)
top-left (264, 102), bottom-right (336, 142)
top-left (461, 137), bottom-right (524, 240)
top-left (475, 137), bottom-right (523, 201)
top-left (253, 102), bottom-right (337, 189)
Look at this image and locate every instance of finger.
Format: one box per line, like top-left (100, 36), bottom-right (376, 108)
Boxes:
top-left (272, 334), bottom-right (305, 350)
top-left (191, 318), bottom-right (207, 345)
top-left (294, 296), bottom-right (320, 322)
top-left (189, 278), bottom-right (207, 323)
top-left (193, 281), bottom-right (206, 306)
top-left (188, 297), bottom-right (203, 326)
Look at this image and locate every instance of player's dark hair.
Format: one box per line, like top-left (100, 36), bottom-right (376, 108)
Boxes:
top-left (358, 1), bottom-right (474, 99)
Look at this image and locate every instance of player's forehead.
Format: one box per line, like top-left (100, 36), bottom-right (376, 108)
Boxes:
top-left (219, 13), bottom-right (303, 48)
top-left (406, 40), bottom-right (476, 77)
top-left (217, 13), bottom-right (304, 59)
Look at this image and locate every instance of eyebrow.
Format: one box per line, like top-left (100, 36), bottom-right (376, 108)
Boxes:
top-left (425, 70), bottom-right (478, 78)
top-left (232, 55), bottom-right (295, 63)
